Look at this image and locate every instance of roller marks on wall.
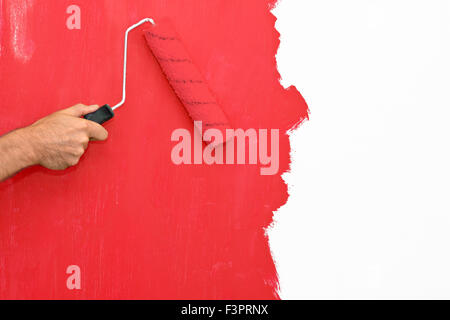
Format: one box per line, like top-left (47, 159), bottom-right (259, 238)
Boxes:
top-left (6, 0), bottom-right (34, 62)
top-left (0, 0), bottom-right (308, 299)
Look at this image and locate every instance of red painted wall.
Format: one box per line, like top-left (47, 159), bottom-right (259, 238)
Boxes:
top-left (0, 0), bottom-right (307, 299)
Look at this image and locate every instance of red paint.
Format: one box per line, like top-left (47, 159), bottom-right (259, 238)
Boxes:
top-left (0, 0), bottom-right (308, 299)
top-left (144, 21), bottom-right (231, 146)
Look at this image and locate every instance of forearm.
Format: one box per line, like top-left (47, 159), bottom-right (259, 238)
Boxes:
top-left (0, 128), bottom-right (37, 181)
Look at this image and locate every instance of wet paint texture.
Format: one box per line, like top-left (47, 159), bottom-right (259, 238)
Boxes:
top-left (0, 0), bottom-right (307, 299)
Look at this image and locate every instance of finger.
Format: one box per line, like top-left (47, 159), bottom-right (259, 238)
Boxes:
top-left (84, 120), bottom-right (109, 141)
top-left (81, 137), bottom-right (89, 150)
top-left (62, 104), bottom-right (100, 117)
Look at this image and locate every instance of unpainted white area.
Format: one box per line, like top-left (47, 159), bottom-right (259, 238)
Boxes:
top-left (270, 0), bottom-right (450, 299)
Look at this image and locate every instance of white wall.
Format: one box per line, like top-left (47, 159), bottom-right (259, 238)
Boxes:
top-left (270, 0), bottom-right (450, 299)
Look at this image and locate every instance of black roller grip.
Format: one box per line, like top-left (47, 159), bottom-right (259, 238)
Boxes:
top-left (84, 104), bottom-right (114, 124)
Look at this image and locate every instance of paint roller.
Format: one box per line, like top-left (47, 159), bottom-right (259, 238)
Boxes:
top-left (84, 18), bottom-right (231, 145)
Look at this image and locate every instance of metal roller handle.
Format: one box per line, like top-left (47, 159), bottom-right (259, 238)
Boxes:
top-left (84, 18), bottom-right (155, 124)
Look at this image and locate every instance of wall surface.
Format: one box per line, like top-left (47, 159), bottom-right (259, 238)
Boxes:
top-left (0, 0), bottom-right (307, 298)
top-left (271, 0), bottom-right (450, 299)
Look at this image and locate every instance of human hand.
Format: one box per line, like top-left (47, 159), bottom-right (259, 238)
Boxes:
top-left (22, 104), bottom-right (109, 170)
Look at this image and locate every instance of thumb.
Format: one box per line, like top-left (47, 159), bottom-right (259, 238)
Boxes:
top-left (61, 104), bottom-right (100, 117)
